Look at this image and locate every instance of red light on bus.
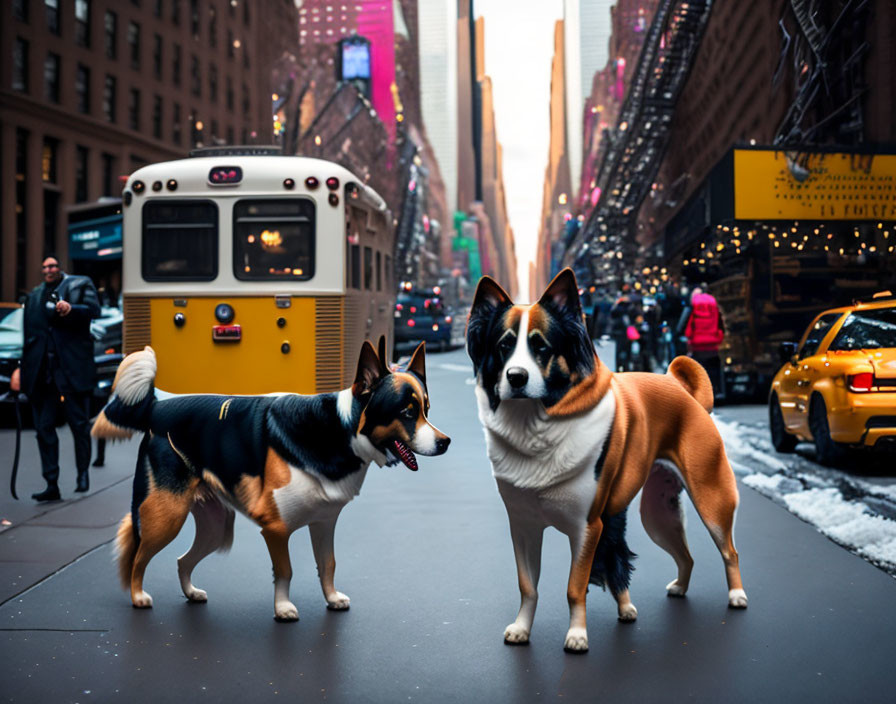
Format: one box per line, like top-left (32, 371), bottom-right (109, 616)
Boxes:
top-left (326, 177), bottom-right (340, 190)
top-left (209, 166), bottom-right (243, 185)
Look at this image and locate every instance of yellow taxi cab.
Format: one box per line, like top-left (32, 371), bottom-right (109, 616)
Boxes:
top-left (768, 291), bottom-right (896, 465)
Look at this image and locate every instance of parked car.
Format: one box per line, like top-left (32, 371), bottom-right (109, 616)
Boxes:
top-left (768, 291), bottom-right (896, 465)
top-left (0, 302), bottom-right (124, 418)
top-left (393, 287), bottom-right (466, 356)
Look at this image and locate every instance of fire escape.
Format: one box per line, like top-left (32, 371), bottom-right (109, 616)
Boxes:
top-left (565, 0), bottom-right (714, 284)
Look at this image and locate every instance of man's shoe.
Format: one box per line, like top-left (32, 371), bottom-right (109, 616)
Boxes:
top-left (75, 472), bottom-right (89, 493)
top-left (32, 485), bottom-right (61, 502)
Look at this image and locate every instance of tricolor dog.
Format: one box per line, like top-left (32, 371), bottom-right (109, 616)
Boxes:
top-left (92, 339), bottom-right (449, 621)
top-left (466, 269), bottom-right (746, 653)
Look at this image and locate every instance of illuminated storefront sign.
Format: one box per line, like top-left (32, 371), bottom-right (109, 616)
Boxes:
top-left (68, 214), bottom-right (122, 259)
top-left (734, 149), bottom-right (896, 221)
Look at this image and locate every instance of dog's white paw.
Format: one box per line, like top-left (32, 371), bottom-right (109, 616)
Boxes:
top-left (132, 591), bottom-right (153, 608)
top-left (563, 627), bottom-right (589, 653)
top-left (618, 603), bottom-right (638, 622)
top-left (185, 587), bottom-right (208, 603)
top-left (274, 601), bottom-right (299, 622)
top-left (326, 592), bottom-right (351, 610)
top-left (666, 579), bottom-right (688, 597)
top-left (503, 623), bottom-right (530, 645)
top-left (728, 588), bottom-right (748, 608)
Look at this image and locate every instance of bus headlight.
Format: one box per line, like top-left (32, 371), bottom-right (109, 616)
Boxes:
top-left (214, 303), bottom-right (235, 323)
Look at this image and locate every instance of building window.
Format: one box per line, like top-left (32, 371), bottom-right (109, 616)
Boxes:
top-left (105, 11), bottom-right (117, 59)
top-left (243, 0), bottom-right (250, 25)
top-left (242, 84), bottom-right (249, 115)
top-left (128, 22), bottom-right (141, 70)
top-left (153, 0), bottom-right (162, 18)
top-left (13, 0), bottom-right (29, 22)
top-left (227, 29), bottom-right (234, 58)
top-left (226, 125), bottom-right (234, 144)
top-left (152, 95), bottom-right (162, 138)
top-left (45, 0), bottom-right (59, 35)
top-left (75, 0), bottom-right (91, 47)
top-left (211, 119), bottom-right (219, 141)
top-left (76, 64), bottom-right (90, 114)
top-left (42, 137), bottom-right (59, 183)
top-left (190, 109), bottom-right (202, 147)
top-left (226, 77), bottom-right (234, 109)
top-left (209, 65), bottom-right (217, 102)
top-left (75, 146), bottom-right (89, 203)
top-left (12, 38), bottom-right (28, 93)
top-left (190, 56), bottom-right (201, 97)
top-left (172, 44), bottom-right (181, 85)
top-left (171, 0), bottom-right (180, 24)
top-left (101, 153), bottom-right (117, 196)
top-left (209, 7), bottom-right (217, 47)
top-left (128, 89), bottom-right (141, 130)
top-left (190, 0), bottom-right (199, 37)
top-left (173, 102), bottom-right (182, 144)
top-left (15, 129), bottom-right (29, 296)
top-left (103, 75), bottom-right (116, 122)
top-left (153, 34), bottom-right (163, 79)
top-left (44, 53), bottom-right (60, 104)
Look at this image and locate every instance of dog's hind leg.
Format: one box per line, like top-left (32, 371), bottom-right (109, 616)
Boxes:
top-left (309, 515), bottom-right (350, 610)
top-left (177, 492), bottom-right (235, 603)
top-left (261, 526), bottom-right (298, 621)
top-left (640, 461), bottom-right (694, 597)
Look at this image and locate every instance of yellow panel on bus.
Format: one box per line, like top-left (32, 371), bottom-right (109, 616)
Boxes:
top-left (149, 297), bottom-right (317, 395)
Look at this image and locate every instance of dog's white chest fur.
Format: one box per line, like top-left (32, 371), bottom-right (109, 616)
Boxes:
top-left (475, 386), bottom-right (616, 491)
top-left (273, 464), bottom-right (368, 531)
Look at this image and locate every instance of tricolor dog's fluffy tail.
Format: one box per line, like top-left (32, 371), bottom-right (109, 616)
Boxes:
top-left (91, 346), bottom-right (158, 439)
top-left (666, 356), bottom-right (714, 412)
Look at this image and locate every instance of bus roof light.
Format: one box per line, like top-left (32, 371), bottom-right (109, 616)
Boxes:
top-left (166, 179), bottom-right (178, 191)
top-left (283, 178), bottom-right (295, 190)
top-left (305, 176), bottom-right (320, 189)
top-left (132, 180), bottom-right (146, 194)
top-left (152, 181), bottom-right (163, 192)
top-left (328, 193), bottom-right (339, 207)
top-left (326, 177), bottom-right (340, 190)
top-left (209, 166), bottom-right (242, 185)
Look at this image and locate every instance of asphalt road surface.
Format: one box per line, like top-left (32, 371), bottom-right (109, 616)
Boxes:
top-left (2, 347), bottom-right (896, 703)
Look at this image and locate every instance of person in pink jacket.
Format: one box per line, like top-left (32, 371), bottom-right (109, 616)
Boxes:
top-left (684, 287), bottom-right (725, 398)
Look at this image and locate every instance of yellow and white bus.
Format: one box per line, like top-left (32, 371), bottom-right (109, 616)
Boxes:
top-left (121, 147), bottom-right (395, 395)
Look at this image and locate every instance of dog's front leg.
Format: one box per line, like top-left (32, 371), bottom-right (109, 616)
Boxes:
top-left (261, 527), bottom-right (298, 621)
top-left (309, 516), bottom-right (350, 610)
top-left (564, 518), bottom-right (603, 653)
top-left (504, 514), bottom-right (544, 645)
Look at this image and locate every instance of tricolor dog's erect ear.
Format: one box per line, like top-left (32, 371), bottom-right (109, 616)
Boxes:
top-left (376, 335), bottom-right (388, 368)
top-left (407, 342), bottom-right (427, 389)
top-left (352, 340), bottom-right (389, 400)
top-left (538, 268), bottom-right (582, 316)
top-left (470, 275), bottom-right (513, 314)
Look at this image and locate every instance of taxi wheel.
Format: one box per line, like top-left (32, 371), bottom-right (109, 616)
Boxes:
top-left (809, 395), bottom-right (848, 466)
top-left (769, 394), bottom-right (797, 453)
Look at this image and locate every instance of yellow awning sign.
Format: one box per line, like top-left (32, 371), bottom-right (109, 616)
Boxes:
top-left (734, 150), bottom-right (896, 221)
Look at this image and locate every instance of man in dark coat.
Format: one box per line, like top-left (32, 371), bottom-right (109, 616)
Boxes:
top-left (13, 256), bottom-right (101, 501)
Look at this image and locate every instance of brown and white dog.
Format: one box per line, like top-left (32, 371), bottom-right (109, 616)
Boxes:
top-left (466, 269), bottom-right (746, 652)
top-left (92, 338), bottom-right (449, 620)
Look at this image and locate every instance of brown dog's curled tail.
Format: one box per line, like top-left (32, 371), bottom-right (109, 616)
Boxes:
top-left (114, 513), bottom-right (138, 590)
top-left (667, 356), bottom-right (714, 412)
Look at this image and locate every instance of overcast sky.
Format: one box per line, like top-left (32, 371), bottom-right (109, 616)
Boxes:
top-left (476, 0), bottom-right (564, 299)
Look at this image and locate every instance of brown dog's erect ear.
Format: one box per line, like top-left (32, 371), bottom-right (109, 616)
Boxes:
top-left (538, 268), bottom-right (582, 315)
top-left (407, 342), bottom-right (427, 389)
top-left (471, 275), bottom-right (513, 313)
top-left (352, 340), bottom-right (389, 399)
top-left (376, 335), bottom-right (388, 367)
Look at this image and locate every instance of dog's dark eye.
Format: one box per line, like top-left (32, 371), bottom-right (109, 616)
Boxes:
top-left (498, 333), bottom-right (516, 357)
top-left (529, 334), bottom-right (550, 355)
top-left (401, 407), bottom-right (415, 420)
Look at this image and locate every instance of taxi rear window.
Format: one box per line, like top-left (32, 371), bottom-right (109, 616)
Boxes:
top-left (828, 308), bottom-right (896, 350)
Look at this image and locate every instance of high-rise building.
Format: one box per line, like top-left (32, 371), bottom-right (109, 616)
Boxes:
top-left (0, 0), bottom-right (297, 299)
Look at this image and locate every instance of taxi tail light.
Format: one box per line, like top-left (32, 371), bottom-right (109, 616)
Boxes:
top-left (848, 372), bottom-right (874, 392)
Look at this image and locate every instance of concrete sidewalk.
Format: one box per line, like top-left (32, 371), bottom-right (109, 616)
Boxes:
top-left (0, 424), bottom-right (141, 604)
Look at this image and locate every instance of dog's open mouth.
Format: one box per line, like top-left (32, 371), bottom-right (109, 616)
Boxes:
top-left (392, 440), bottom-right (418, 471)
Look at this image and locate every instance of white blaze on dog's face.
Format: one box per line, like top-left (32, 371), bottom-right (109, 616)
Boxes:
top-left (354, 341), bottom-right (450, 470)
top-left (467, 270), bottom-right (596, 411)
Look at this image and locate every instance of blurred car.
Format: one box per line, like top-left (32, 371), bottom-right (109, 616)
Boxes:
top-left (393, 288), bottom-right (466, 355)
top-left (0, 302), bottom-right (124, 417)
top-left (768, 291), bottom-right (896, 465)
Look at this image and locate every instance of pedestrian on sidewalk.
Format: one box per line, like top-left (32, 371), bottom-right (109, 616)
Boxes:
top-left (683, 285), bottom-right (725, 399)
top-left (10, 255), bottom-right (101, 501)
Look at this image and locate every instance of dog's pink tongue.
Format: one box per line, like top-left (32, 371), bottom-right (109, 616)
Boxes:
top-left (393, 441), bottom-right (418, 471)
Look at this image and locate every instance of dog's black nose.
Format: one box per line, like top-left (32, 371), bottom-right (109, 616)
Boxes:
top-left (506, 367), bottom-right (528, 389)
top-left (436, 436), bottom-right (450, 454)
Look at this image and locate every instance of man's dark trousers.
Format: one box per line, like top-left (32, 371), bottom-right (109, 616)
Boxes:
top-left (30, 378), bottom-right (92, 484)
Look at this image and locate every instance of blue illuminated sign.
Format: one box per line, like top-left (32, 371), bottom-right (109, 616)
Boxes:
top-left (68, 214), bottom-right (122, 260)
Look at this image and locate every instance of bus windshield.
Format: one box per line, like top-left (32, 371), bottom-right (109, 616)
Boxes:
top-left (234, 199), bottom-right (315, 280)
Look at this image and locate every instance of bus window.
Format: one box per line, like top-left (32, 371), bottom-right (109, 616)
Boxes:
top-left (142, 200), bottom-right (218, 281)
top-left (364, 246), bottom-right (373, 290)
top-left (350, 243), bottom-right (360, 289)
top-left (376, 251), bottom-right (382, 291)
top-left (233, 198), bottom-right (315, 280)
